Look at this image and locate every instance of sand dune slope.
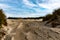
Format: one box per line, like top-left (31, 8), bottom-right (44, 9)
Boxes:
top-left (2, 19), bottom-right (60, 40)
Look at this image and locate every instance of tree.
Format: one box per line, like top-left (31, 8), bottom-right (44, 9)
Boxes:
top-left (53, 8), bottom-right (60, 15)
top-left (43, 8), bottom-right (60, 27)
top-left (43, 14), bottom-right (52, 21)
top-left (0, 9), bottom-right (7, 28)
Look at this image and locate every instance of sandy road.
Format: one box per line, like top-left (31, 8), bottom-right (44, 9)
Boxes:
top-left (2, 19), bottom-right (60, 40)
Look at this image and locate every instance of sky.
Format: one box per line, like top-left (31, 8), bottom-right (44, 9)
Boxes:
top-left (0, 0), bottom-right (60, 17)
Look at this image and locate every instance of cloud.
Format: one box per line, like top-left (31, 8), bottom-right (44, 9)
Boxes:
top-left (0, 3), bottom-right (20, 17)
top-left (23, 0), bottom-right (37, 7)
top-left (0, 3), bottom-right (11, 9)
top-left (0, 0), bottom-right (60, 17)
top-left (23, 0), bottom-right (60, 14)
top-left (38, 0), bottom-right (60, 10)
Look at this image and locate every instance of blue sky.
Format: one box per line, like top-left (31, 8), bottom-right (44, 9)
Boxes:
top-left (0, 0), bottom-right (60, 17)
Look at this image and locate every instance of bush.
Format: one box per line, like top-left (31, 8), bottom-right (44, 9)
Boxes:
top-left (0, 9), bottom-right (7, 29)
top-left (43, 8), bottom-right (60, 27)
top-left (53, 8), bottom-right (60, 15)
top-left (43, 14), bottom-right (52, 21)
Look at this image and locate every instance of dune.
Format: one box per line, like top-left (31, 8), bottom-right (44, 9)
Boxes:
top-left (1, 19), bottom-right (60, 40)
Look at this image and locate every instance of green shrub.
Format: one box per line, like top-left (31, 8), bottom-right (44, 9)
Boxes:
top-left (53, 8), bottom-right (60, 15)
top-left (43, 14), bottom-right (52, 21)
top-left (43, 8), bottom-right (60, 27)
top-left (0, 9), bottom-right (7, 29)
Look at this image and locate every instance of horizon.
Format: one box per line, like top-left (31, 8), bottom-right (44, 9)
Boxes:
top-left (0, 0), bottom-right (60, 17)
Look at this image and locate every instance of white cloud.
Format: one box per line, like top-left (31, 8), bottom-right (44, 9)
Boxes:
top-left (0, 0), bottom-right (13, 2)
top-left (1, 0), bottom-right (60, 17)
top-left (23, 0), bottom-right (36, 7)
top-left (38, 0), bottom-right (60, 10)
top-left (5, 13), bottom-right (13, 17)
top-left (0, 3), bottom-right (21, 11)
top-left (23, 0), bottom-right (60, 14)
top-left (0, 3), bottom-right (18, 17)
top-left (0, 3), bottom-right (12, 10)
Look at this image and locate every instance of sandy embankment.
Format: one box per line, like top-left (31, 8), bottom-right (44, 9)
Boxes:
top-left (1, 19), bottom-right (60, 40)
